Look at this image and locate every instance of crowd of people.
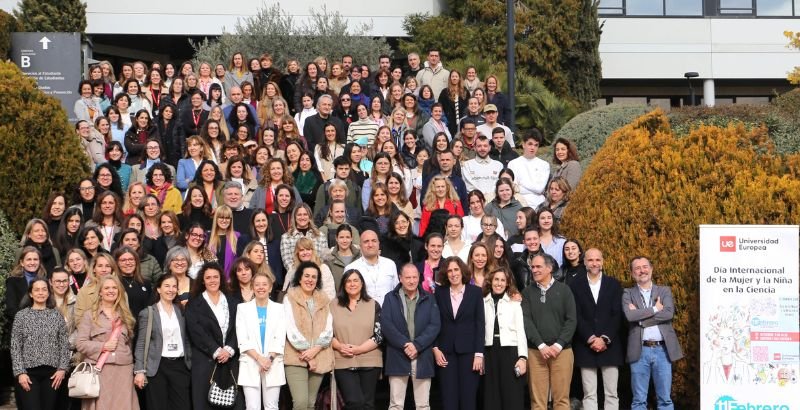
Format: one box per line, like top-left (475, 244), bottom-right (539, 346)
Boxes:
top-left (5, 50), bottom-right (683, 410)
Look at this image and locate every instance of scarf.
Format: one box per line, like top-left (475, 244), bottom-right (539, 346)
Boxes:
top-left (147, 182), bottom-right (172, 204)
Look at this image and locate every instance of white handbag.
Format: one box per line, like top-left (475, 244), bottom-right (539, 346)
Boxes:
top-left (67, 361), bottom-right (101, 399)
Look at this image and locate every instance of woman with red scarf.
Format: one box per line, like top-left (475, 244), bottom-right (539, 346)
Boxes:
top-left (145, 162), bottom-right (182, 213)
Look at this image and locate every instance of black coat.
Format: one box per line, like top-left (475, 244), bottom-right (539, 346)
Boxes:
top-left (157, 117), bottom-right (185, 167)
top-left (381, 233), bottom-right (424, 273)
top-left (302, 114), bottom-right (346, 154)
top-left (569, 273), bottom-right (625, 368)
top-left (124, 125), bottom-right (161, 165)
top-left (185, 293), bottom-right (241, 409)
top-left (179, 108), bottom-right (209, 139)
top-left (437, 88), bottom-right (470, 136)
top-left (434, 284), bottom-right (485, 355)
top-left (489, 141), bottom-right (519, 168)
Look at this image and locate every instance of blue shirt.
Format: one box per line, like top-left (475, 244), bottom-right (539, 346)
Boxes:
top-left (257, 305), bottom-right (268, 350)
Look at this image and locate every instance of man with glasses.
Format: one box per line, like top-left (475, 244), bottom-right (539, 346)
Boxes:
top-left (461, 135), bottom-right (502, 195)
top-left (521, 253), bottom-right (577, 410)
top-left (77, 120), bottom-right (105, 169)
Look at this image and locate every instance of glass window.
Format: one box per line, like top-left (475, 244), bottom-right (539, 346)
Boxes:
top-left (628, 0), bottom-right (665, 15)
top-left (757, 0), bottom-right (793, 15)
top-left (666, 0), bottom-right (704, 15)
top-left (720, 0), bottom-right (754, 13)
top-left (599, 0), bottom-right (624, 14)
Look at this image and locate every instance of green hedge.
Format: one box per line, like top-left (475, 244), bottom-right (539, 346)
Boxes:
top-left (555, 104), bottom-right (651, 167)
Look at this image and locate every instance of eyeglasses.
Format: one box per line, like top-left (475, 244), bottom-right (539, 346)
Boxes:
top-left (189, 233), bottom-right (205, 239)
top-left (117, 257), bottom-right (136, 263)
top-left (481, 223), bottom-right (496, 227)
top-left (171, 258), bottom-right (188, 264)
top-left (79, 186), bottom-right (95, 191)
top-left (217, 216), bottom-right (231, 220)
top-left (52, 279), bottom-right (69, 284)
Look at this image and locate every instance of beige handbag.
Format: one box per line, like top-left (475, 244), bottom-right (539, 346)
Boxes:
top-left (67, 361), bottom-right (100, 398)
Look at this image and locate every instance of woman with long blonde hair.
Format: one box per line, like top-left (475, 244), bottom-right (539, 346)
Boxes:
top-left (420, 175), bottom-right (464, 237)
top-left (257, 81), bottom-right (282, 124)
top-left (207, 204), bottom-right (244, 279)
top-left (76, 274), bottom-right (139, 410)
top-left (74, 252), bottom-right (119, 327)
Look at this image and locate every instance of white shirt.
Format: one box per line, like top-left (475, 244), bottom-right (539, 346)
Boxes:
top-left (202, 291), bottom-right (230, 342)
top-left (442, 240), bottom-right (471, 262)
top-left (157, 302), bottom-right (184, 358)
top-left (462, 215), bottom-right (506, 243)
top-left (507, 156), bottom-right (550, 208)
top-left (638, 286), bottom-right (664, 342)
top-left (461, 156), bottom-right (504, 195)
top-left (344, 256), bottom-right (398, 306)
top-left (588, 275), bottom-right (602, 304)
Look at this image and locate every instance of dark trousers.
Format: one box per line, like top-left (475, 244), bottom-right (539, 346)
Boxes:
top-left (147, 357), bottom-right (192, 410)
top-left (335, 367), bottom-right (380, 410)
top-left (17, 365), bottom-right (58, 410)
top-left (483, 346), bottom-right (525, 410)
top-left (438, 352), bottom-right (480, 410)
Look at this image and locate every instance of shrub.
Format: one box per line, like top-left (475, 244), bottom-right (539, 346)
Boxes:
top-left (0, 61), bottom-right (91, 234)
top-left (668, 104), bottom-right (800, 154)
top-left (0, 10), bottom-right (21, 60)
top-left (191, 4), bottom-right (391, 71)
top-left (0, 211), bottom-right (19, 349)
top-left (555, 104), bottom-right (651, 167)
top-left (561, 109), bottom-right (800, 409)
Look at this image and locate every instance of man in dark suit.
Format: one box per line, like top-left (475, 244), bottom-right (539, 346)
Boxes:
top-left (622, 256), bottom-right (684, 410)
top-left (570, 248), bottom-right (624, 410)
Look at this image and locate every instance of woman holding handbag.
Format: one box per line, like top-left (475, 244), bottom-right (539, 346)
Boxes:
top-left (133, 274), bottom-right (192, 410)
top-left (10, 278), bottom-right (71, 410)
top-left (185, 262), bottom-right (241, 410)
top-left (236, 272), bottom-right (286, 410)
top-left (75, 274), bottom-right (139, 410)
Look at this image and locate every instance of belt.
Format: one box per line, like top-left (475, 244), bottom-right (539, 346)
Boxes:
top-left (163, 356), bottom-right (183, 360)
top-left (642, 340), bottom-right (664, 347)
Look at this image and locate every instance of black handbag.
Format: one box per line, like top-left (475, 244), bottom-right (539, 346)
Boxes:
top-left (207, 364), bottom-right (238, 408)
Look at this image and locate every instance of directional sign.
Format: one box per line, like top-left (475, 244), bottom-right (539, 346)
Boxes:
top-left (11, 32), bottom-right (81, 122)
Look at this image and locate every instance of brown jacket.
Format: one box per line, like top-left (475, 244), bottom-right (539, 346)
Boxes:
top-left (283, 287), bottom-right (334, 373)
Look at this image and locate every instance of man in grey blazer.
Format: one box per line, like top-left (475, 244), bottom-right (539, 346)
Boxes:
top-left (622, 256), bottom-right (683, 410)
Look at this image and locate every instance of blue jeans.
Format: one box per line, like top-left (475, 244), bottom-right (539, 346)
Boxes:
top-left (630, 345), bottom-right (673, 410)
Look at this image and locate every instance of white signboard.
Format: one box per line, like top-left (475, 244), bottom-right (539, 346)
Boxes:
top-left (700, 225), bottom-right (799, 410)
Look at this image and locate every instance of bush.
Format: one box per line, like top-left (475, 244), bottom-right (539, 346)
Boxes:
top-left (668, 104), bottom-right (800, 155)
top-left (191, 4), bottom-right (391, 71)
top-left (0, 10), bottom-right (21, 60)
top-left (561, 109), bottom-right (800, 409)
top-left (0, 211), bottom-right (19, 349)
top-left (555, 104), bottom-right (651, 167)
top-left (0, 61), bottom-right (90, 234)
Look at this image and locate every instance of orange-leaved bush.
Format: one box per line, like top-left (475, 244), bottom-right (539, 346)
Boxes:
top-left (0, 61), bottom-right (90, 234)
top-left (560, 108), bottom-right (800, 408)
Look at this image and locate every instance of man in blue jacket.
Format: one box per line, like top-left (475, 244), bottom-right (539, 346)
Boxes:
top-left (381, 264), bottom-right (441, 410)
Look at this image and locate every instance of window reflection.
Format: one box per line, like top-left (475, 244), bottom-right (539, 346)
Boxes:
top-left (628, 0), bottom-right (664, 15)
top-left (667, 0), bottom-right (703, 15)
top-left (757, 0), bottom-right (792, 15)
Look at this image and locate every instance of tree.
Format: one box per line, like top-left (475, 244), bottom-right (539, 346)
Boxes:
top-left (0, 61), bottom-right (91, 234)
top-left (14, 0), bottom-right (87, 34)
top-left (783, 30), bottom-right (800, 85)
top-left (0, 10), bottom-right (21, 60)
top-left (400, 0), bottom-right (603, 109)
top-left (561, 109), bottom-right (800, 408)
top-left (192, 4), bottom-right (391, 71)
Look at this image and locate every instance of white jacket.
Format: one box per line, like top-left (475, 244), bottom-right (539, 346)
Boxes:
top-left (483, 293), bottom-right (528, 358)
top-left (236, 299), bottom-right (287, 388)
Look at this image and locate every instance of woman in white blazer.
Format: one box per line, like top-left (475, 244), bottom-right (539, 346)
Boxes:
top-left (236, 272), bottom-right (287, 410)
top-left (482, 268), bottom-right (528, 410)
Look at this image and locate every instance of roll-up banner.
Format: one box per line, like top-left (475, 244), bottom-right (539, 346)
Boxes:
top-left (699, 225), bottom-right (799, 410)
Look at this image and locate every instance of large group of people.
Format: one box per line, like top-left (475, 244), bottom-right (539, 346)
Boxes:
top-left (5, 50), bottom-right (683, 410)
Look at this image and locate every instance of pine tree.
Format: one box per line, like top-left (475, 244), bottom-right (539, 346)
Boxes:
top-left (14, 0), bottom-right (87, 34)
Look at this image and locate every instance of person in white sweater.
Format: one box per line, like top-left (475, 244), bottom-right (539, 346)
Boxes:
top-left (507, 130), bottom-right (550, 208)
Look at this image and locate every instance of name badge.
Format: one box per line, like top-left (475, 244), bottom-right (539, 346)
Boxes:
top-left (167, 343), bottom-right (178, 352)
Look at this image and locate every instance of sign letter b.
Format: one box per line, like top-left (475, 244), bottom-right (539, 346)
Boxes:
top-left (21, 56), bottom-right (30, 68)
